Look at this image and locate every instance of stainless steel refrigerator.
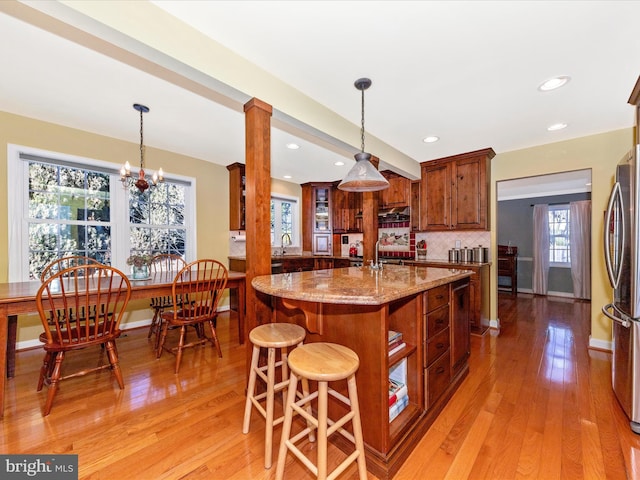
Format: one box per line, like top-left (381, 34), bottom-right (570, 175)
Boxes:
top-left (603, 77), bottom-right (640, 434)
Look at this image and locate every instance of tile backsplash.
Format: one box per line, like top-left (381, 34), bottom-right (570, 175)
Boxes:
top-left (414, 231), bottom-right (491, 261)
top-left (229, 229), bottom-right (491, 261)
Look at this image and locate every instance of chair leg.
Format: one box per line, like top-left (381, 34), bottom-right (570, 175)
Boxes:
top-left (148, 307), bottom-right (161, 339)
top-left (242, 344), bottom-right (261, 434)
top-left (174, 325), bottom-right (187, 374)
top-left (43, 352), bottom-right (64, 416)
top-left (157, 320), bottom-right (169, 358)
top-left (348, 374), bottom-right (367, 480)
top-left (37, 351), bottom-right (52, 391)
top-left (105, 340), bottom-right (124, 389)
top-left (207, 319), bottom-right (223, 358)
top-left (317, 381), bottom-right (329, 480)
top-left (275, 372), bottom-right (299, 480)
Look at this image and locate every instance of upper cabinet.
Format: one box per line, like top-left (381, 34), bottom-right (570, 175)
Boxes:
top-left (226, 163), bottom-right (246, 230)
top-left (379, 171), bottom-right (411, 208)
top-left (332, 183), bottom-right (362, 233)
top-left (420, 148), bottom-right (495, 231)
top-left (410, 180), bottom-right (421, 232)
top-left (301, 182), bottom-right (333, 255)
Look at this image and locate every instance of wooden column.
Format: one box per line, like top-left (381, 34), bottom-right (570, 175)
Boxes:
top-left (362, 155), bottom-right (380, 263)
top-left (244, 98), bottom-right (273, 357)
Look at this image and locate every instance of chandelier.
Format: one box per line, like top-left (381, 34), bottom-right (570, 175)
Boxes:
top-left (337, 78), bottom-right (389, 192)
top-left (121, 103), bottom-right (163, 193)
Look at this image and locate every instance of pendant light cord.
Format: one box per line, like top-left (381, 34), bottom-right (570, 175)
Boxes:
top-left (139, 108), bottom-right (145, 169)
top-left (360, 87), bottom-right (365, 154)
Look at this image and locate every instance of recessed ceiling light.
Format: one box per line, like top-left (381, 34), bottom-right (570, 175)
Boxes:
top-left (334, 161), bottom-right (345, 166)
top-left (423, 136), bottom-right (439, 143)
top-left (547, 122), bottom-right (568, 131)
top-left (538, 75), bottom-right (571, 92)
top-left (286, 143), bottom-right (300, 150)
top-left (283, 175), bottom-right (292, 179)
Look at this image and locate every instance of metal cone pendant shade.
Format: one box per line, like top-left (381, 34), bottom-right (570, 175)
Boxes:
top-left (338, 78), bottom-right (389, 192)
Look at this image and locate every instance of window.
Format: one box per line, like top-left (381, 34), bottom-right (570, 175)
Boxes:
top-left (549, 205), bottom-right (570, 266)
top-left (8, 145), bottom-right (195, 281)
top-left (271, 195), bottom-right (298, 247)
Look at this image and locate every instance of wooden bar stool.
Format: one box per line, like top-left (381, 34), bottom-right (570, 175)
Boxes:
top-left (242, 322), bottom-right (309, 469)
top-left (275, 342), bottom-right (367, 480)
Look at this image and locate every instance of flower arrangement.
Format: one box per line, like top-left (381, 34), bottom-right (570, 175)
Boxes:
top-left (126, 254), bottom-right (152, 268)
top-left (416, 240), bottom-right (427, 250)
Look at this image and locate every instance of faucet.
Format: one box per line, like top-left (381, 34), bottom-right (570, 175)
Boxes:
top-left (281, 233), bottom-right (292, 256)
top-left (370, 240), bottom-right (383, 270)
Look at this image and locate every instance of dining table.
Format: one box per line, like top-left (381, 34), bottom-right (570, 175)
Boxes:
top-left (0, 269), bottom-right (246, 418)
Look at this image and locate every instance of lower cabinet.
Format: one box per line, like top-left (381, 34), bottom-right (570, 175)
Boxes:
top-left (451, 278), bottom-right (470, 376)
top-left (423, 280), bottom-right (470, 409)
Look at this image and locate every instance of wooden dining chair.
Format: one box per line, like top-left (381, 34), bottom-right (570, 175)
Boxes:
top-left (147, 253), bottom-right (187, 349)
top-left (40, 255), bottom-right (104, 327)
top-left (157, 259), bottom-right (228, 373)
top-left (35, 264), bottom-right (131, 416)
top-left (40, 255), bottom-right (103, 281)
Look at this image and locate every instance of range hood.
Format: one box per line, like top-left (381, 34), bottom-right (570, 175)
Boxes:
top-left (355, 206), bottom-right (410, 220)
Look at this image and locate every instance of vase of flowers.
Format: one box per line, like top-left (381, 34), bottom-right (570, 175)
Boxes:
top-left (126, 254), bottom-right (152, 279)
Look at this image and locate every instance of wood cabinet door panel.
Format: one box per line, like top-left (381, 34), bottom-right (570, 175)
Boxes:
top-left (426, 305), bottom-right (449, 338)
top-left (421, 163), bottom-right (451, 230)
top-left (452, 157), bottom-right (485, 229)
top-left (426, 350), bottom-right (451, 408)
top-left (451, 280), bottom-right (470, 375)
top-left (425, 327), bottom-right (450, 368)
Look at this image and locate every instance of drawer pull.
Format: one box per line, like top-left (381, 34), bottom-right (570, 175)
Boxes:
top-left (436, 366), bottom-right (445, 374)
top-left (436, 342), bottom-right (444, 349)
top-left (435, 294), bottom-right (443, 299)
top-left (436, 319), bottom-right (444, 325)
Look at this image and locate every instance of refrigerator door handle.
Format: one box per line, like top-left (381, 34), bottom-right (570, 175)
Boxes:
top-left (602, 302), bottom-right (632, 328)
top-left (604, 181), bottom-right (625, 289)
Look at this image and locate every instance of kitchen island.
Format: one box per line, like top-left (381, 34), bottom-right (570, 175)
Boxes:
top-left (252, 264), bottom-right (474, 479)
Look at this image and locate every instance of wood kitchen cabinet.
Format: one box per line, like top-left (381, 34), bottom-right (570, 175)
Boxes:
top-left (331, 183), bottom-right (362, 233)
top-left (406, 261), bottom-right (489, 335)
top-left (379, 170), bottom-right (411, 208)
top-left (226, 163), bottom-right (246, 230)
top-left (410, 180), bottom-right (421, 231)
top-left (450, 278), bottom-right (470, 377)
top-left (302, 182), bottom-right (333, 254)
top-left (420, 148), bottom-right (495, 231)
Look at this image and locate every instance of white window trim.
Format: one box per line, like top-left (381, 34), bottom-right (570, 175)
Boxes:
top-left (548, 204), bottom-right (570, 269)
top-left (7, 144), bottom-right (197, 281)
top-left (271, 193), bottom-right (300, 247)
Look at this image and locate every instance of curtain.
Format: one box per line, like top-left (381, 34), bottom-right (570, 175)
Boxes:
top-left (532, 204), bottom-right (549, 295)
top-left (570, 200), bottom-right (591, 299)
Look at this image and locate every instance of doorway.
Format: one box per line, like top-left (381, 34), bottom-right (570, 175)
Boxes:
top-left (496, 169), bottom-right (592, 298)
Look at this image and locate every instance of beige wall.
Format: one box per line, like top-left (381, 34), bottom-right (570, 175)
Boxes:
top-left (0, 111), bottom-right (234, 344)
top-left (491, 127), bottom-right (634, 346)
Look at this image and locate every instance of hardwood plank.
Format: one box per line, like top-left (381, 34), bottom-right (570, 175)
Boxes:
top-left (2, 294), bottom-right (639, 479)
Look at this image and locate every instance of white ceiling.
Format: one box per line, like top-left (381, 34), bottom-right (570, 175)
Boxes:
top-left (497, 169), bottom-right (592, 201)
top-left (0, 1), bottom-right (638, 188)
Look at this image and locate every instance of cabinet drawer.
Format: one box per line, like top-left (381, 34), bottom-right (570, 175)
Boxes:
top-left (425, 305), bottom-right (449, 338)
top-left (426, 349), bottom-right (451, 408)
top-left (425, 285), bottom-right (449, 313)
top-left (425, 327), bottom-right (450, 368)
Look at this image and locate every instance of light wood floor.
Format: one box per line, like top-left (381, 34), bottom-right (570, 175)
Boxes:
top-left (2, 293), bottom-right (639, 479)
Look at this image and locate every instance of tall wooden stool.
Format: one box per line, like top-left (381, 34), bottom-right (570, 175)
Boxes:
top-left (275, 342), bottom-right (367, 480)
top-left (242, 323), bottom-right (309, 469)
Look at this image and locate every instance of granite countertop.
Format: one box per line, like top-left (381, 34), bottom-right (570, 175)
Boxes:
top-left (252, 264), bottom-right (473, 306)
top-left (406, 259), bottom-right (492, 267)
top-left (228, 254), bottom-right (352, 261)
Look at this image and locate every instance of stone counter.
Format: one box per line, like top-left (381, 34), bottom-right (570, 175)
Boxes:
top-left (252, 264), bottom-right (473, 305)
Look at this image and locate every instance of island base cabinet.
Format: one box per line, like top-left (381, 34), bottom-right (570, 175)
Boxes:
top-left (265, 274), bottom-right (471, 480)
top-left (426, 351), bottom-right (451, 408)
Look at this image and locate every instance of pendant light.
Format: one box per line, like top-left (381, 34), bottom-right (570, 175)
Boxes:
top-left (120, 103), bottom-right (164, 193)
top-left (338, 78), bottom-right (389, 192)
